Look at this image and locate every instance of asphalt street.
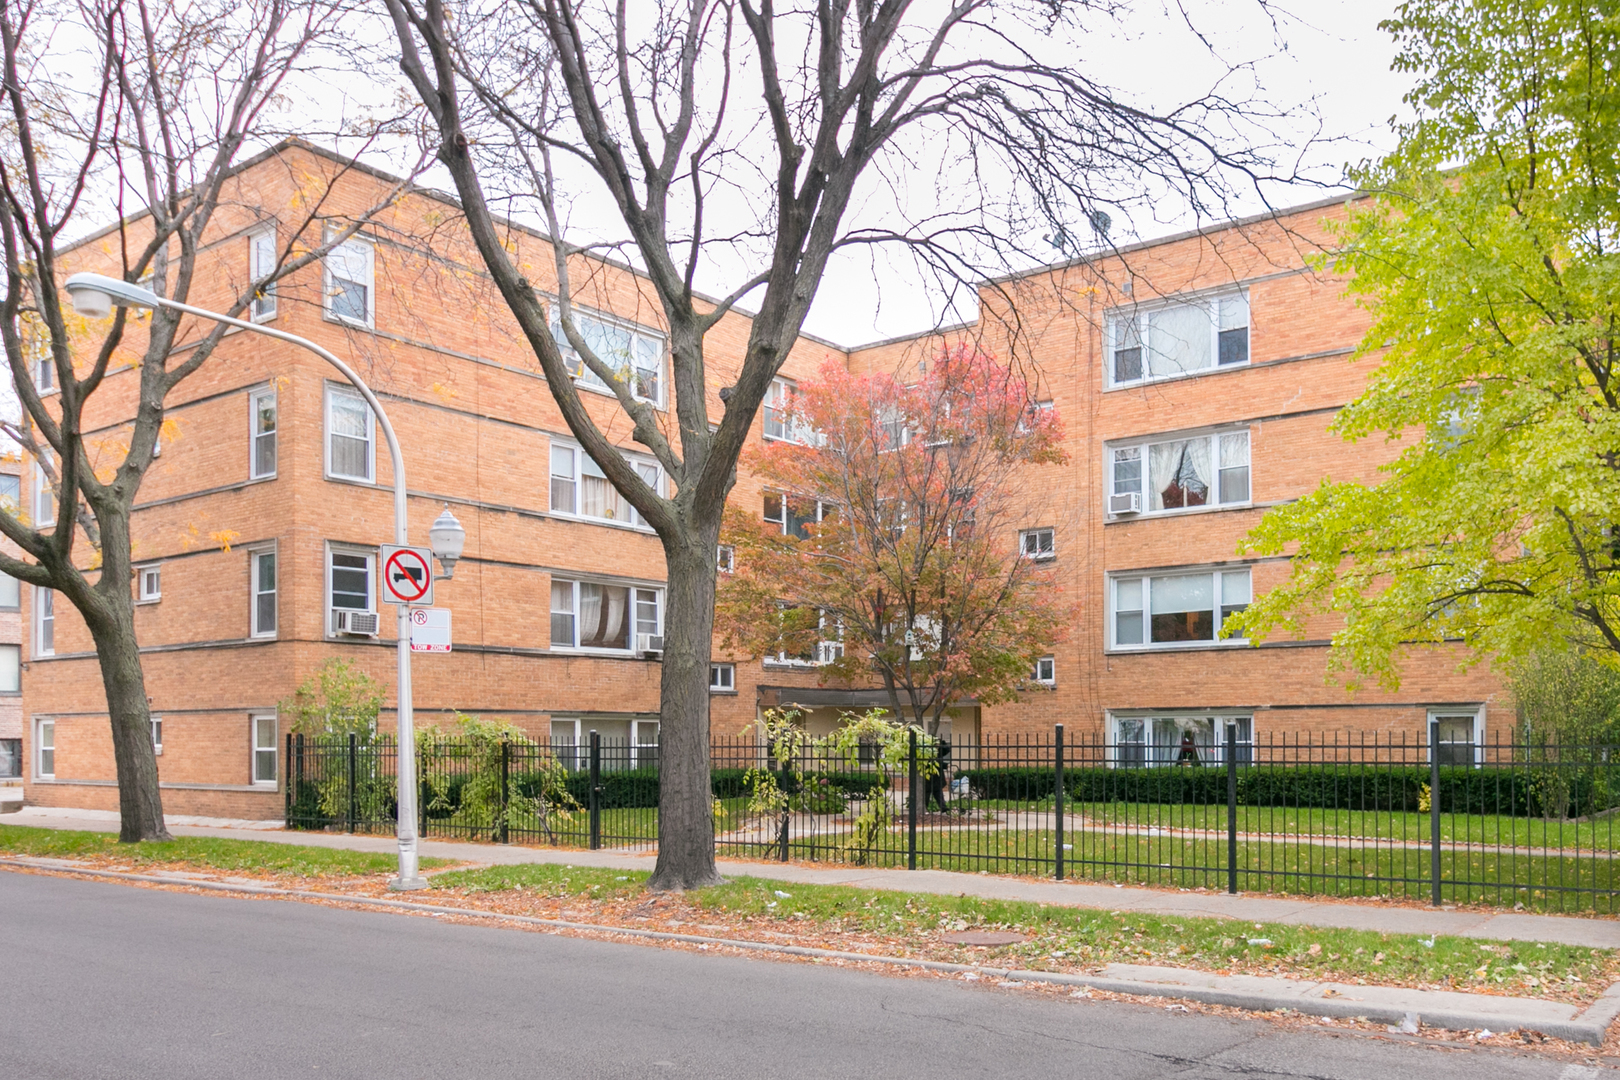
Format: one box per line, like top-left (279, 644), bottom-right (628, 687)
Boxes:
top-left (0, 871), bottom-right (1609, 1080)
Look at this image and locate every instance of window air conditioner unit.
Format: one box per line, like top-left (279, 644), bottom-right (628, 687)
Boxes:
top-left (333, 609), bottom-right (380, 636)
top-left (1108, 491), bottom-right (1142, 516)
top-left (638, 633), bottom-right (665, 655)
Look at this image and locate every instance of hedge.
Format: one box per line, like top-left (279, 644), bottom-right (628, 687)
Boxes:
top-left (955, 764), bottom-right (1620, 818)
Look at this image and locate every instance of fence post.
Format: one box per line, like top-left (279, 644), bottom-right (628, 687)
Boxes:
top-left (1226, 724), bottom-right (1238, 895)
top-left (1054, 725), bottom-right (1065, 881)
top-left (293, 733), bottom-right (305, 826)
top-left (589, 729), bottom-right (602, 850)
top-left (907, 728), bottom-right (919, 871)
top-left (1430, 719), bottom-right (1442, 907)
top-left (284, 732), bottom-right (294, 825)
top-left (346, 731), bottom-right (358, 834)
top-left (499, 739), bottom-right (511, 844)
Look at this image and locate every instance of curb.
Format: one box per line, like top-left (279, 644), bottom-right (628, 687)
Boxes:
top-left (5, 857), bottom-right (1618, 1045)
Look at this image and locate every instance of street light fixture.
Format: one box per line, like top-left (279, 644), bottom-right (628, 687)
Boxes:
top-left (428, 506), bottom-right (465, 579)
top-left (64, 271), bottom-right (431, 890)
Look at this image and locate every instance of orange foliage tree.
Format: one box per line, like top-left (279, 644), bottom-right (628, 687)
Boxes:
top-left (718, 347), bottom-right (1074, 735)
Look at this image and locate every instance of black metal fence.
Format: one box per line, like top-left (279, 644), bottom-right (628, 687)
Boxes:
top-left (285, 727), bottom-right (1620, 912)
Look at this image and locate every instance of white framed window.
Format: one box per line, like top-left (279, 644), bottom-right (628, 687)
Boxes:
top-left (549, 578), bottom-right (662, 652)
top-left (1020, 528), bottom-right (1055, 560)
top-left (1031, 655), bottom-right (1055, 685)
top-left (0, 566), bottom-right (20, 610)
top-left (772, 607), bottom-right (843, 666)
top-left (717, 545), bottom-right (736, 574)
top-left (33, 453), bottom-right (55, 527)
top-left (548, 439), bottom-right (660, 528)
top-left (35, 349), bottom-right (55, 393)
top-left (1111, 714), bottom-right (1253, 768)
top-left (0, 739), bottom-right (18, 778)
top-left (35, 719), bottom-right (53, 778)
top-left (763, 492), bottom-right (831, 539)
top-left (709, 662), bottom-right (736, 692)
top-left (323, 235), bottom-right (374, 327)
top-left (1107, 290), bottom-right (1249, 387)
top-left (136, 564), bottom-right (161, 603)
top-left (547, 304), bottom-right (664, 406)
top-left (251, 548), bottom-right (277, 637)
top-left (632, 719), bottom-right (660, 768)
top-left (327, 546), bottom-right (375, 635)
top-left (151, 717), bottom-right (163, 757)
top-left (550, 718), bottom-right (581, 769)
top-left (1110, 567), bottom-right (1250, 650)
top-left (1429, 708), bottom-right (1485, 768)
top-left (1109, 429), bottom-right (1250, 516)
top-left (249, 227), bottom-right (277, 321)
top-left (325, 384), bottom-right (375, 482)
top-left (0, 644), bottom-right (19, 692)
top-left (35, 586), bottom-right (53, 657)
top-left (252, 715), bottom-right (278, 784)
top-left (249, 387), bottom-right (277, 479)
top-left (877, 405), bottom-right (910, 451)
top-left (1018, 399), bottom-right (1054, 434)
top-left (763, 377), bottom-right (803, 441)
top-left (0, 472), bottom-right (19, 517)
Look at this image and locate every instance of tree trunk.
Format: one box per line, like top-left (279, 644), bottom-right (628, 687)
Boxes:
top-left (87, 587), bottom-right (170, 843)
top-left (647, 532), bottom-right (723, 890)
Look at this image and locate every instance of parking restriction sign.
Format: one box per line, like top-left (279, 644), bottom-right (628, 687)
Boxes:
top-left (380, 545), bottom-right (434, 606)
top-left (409, 608), bottom-right (451, 652)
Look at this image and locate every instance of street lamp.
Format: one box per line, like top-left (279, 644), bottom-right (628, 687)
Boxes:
top-left (428, 506), bottom-right (465, 579)
top-left (64, 271), bottom-right (431, 890)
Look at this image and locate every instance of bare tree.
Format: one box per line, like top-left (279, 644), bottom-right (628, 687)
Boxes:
top-left (383, 0), bottom-right (1290, 888)
top-left (0, 0), bottom-right (423, 841)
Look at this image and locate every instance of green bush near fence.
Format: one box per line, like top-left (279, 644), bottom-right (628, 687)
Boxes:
top-left (956, 764), bottom-right (1620, 818)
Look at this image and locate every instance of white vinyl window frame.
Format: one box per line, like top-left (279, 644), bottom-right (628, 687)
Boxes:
top-left (548, 577), bottom-right (664, 654)
top-left (1108, 713), bottom-right (1254, 769)
top-left (762, 491), bottom-right (832, 539)
top-left (324, 383), bottom-right (376, 483)
top-left (136, 564), bottom-right (161, 604)
top-left (717, 545), bottom-right (736, 574)
top-left (1427, 707), bottom-right (1486, 768)
top-left (547, 302), bottom-right (666, 407)
top-left (322, 232), bottom-right (375, 328)
top-left (33, 453), bottom-right (54, 527)
top-left (250, 546), bottom-right (278, 638)
top-left (249, 226), bottom-right (278, 322)
top-left (1108, 566), bottom-right (1252, 652)
top-left (1106, 288), bottom-right (1250, 389)
top-left (34, 586), bottom-right (54, 657)
top-left (763, 377), bottom-right (804, 442)
top-left (1108, 428), bottom-right (1251, 518)
top-left (1031, 655), bottom-right (1055, 685)
top-left (1020, 527), bottom-right (1055, 560)
top-left (35, 718), bottom-right (54, 779)
top-left (151, 716), bottom-right (163, 757)
top-left (249, 386), bottom-right (278, 479)
top-left (325, 543), bottom-right (376, 637)
top-left (709, 662), bottom-right (736, 693)
top-left (252, 714), bottom-right (279, 785)
top-left (547, 437), bottom-right (661, 530)
top-left (0, 644), bottom-right (19, 693)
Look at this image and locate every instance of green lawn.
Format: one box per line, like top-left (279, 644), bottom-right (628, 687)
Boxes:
top-left (428, 861), bottom-right (1616, 997)
top-left (0, 825), bottom-right (450, 878)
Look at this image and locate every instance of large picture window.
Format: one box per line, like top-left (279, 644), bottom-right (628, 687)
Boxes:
top-left (1112, 715), bottom-right (1252, 768)
top-left (1110, 429), bottom-right (1250, 516)
top-left (1108, 291), bottom-right (1249, 387)
top-left (550, 578), bottom-right (661, 651)
top-left (548, 440), bottom-right (660, 528)
top-left (548, 305), bottom-right (664, 406)
top-left (1110, 568), bottom-right (1250, 649)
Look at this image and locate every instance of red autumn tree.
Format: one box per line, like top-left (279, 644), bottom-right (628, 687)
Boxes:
top-left (718, 347), bottom-right (1073, 734)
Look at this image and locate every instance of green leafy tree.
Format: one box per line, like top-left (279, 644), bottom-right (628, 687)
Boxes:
top-left (282, 660), bottom-right (385, 737)
top-left (1230, 0), bottom-right (1620, 686)
top-left (1508, 647), bottom-right (1620, 818)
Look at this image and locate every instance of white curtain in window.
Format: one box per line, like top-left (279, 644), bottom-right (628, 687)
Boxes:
top-left (329, 392), bottom-right (371, 479)
top-left (579, 583), bottom-right (629, 648)
top-left (1147, 304), bottom-right (1210, 376)
top-left (1152, 717), bottom-right (1214, 765)
top-left (1150, 573), bottom-right (1211, 615)
top-left (1149, 439), bottom-right (1211, 510)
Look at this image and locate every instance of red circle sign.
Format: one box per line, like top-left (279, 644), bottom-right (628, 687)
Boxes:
top-left (384, 549), bottom-right (431, 602)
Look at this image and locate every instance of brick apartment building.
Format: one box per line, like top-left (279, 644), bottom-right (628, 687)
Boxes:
top-left (0, 459), bottom-right (25, 805)
top-left (19, 143), bottom-right (1500, 819)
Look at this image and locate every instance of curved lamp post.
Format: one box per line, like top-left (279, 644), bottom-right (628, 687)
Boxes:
top-left (64, 271), bottom-right (458, 890)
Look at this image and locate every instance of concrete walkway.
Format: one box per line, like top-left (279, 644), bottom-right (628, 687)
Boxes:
top-left (10, 806), bottom-right (1620, 950)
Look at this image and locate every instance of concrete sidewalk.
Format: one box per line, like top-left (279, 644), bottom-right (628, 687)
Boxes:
top-left (10, 805), bottom-right (1620, 950)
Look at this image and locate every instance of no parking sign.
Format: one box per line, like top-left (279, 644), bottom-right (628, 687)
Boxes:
top-left (409, 608), bottom-right (451, 652)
